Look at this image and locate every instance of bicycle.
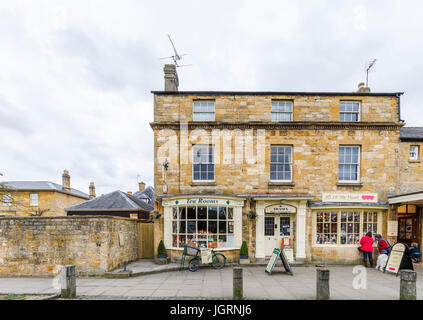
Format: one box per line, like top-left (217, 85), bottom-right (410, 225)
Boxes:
top-left (181, 244), bottom-right (226, 272)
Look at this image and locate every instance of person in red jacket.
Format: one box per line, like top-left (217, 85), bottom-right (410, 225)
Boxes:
top-left (360, 232), bottom-right (374, 267)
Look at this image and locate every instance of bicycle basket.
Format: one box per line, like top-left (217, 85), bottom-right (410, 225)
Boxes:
top-left (184, 244), bottom-right (200, 256)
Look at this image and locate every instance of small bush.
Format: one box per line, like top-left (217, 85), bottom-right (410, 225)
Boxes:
top-left (240, 241), bottom-right (248, 257)
top-left (158, 240), bottom-right (167, 256)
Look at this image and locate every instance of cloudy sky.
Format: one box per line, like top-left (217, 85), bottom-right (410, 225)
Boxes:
top-left (0, 0), bottom-right (422, 196)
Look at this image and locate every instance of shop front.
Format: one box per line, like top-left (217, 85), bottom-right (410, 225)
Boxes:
top-left (161, 195), bottom-right (245, 262)
top-left (388, 192), bottom-right (423, 249)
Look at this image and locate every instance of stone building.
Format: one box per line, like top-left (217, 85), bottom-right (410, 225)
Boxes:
top-left (150, 64), bottom-right (423, 264)
top-left (0, 170), bottom-right (90, 217)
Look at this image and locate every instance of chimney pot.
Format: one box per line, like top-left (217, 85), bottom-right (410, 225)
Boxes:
top-left (127, 191), bottom-right (133, 196)
top-left (138, 182), bottom-right (146, 191)
top-left (62, 170), bottom-right (71, 191)
top-left (89, 182), bottom-right (96, 199)
top-left (357, 82), bottom-right (371, 93)
top-left (164, 64), bottom-right (179, 91)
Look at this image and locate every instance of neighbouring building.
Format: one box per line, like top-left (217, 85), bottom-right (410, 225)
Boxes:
top-left (65, 183), bottom-right (154, 220)
top-left (150, 64), bottom-right (423, 264)
top-left (0, 170), bottom-right (90, 217)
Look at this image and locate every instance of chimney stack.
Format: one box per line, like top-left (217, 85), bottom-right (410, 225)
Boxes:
top-left (127, 191), bottom-right (133, 196)
top-left (62, 170), bottom-right (71, 191)
top-left (164, 64), bottom-right (179, 91)
top-left (89, 182), bottom-right (96, 199)
top-left (138, 182), bottom-right (146, 192)
top-left (357, 82), bottom-right (370, 93)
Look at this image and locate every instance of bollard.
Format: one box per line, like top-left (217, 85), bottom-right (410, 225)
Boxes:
top-left (60, 265), bottom-right (76, 298)
top-left (400, 270), bottom-right (417, 300)
top-left (233, 267), bottom-right (243, 300)
top-left (316, 269), bottom-right (330, 300)
top-left (123, 261), bottom-right (127, 272)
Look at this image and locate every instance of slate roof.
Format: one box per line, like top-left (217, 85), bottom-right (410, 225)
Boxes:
top-left (400, 127), bottom-right (423, 141)
top-left (0, 181), bottom-right (89, 199)
top-left (133, 186), bottom-right (154, 201)
top-left (66, 190), bottom-right (153, 212)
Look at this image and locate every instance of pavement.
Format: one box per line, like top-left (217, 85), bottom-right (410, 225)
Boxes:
top-left (0, 264), bottom-right (422, 299)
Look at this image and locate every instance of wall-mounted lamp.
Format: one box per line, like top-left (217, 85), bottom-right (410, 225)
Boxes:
top-left (163, 159), bottom-right (169, 171)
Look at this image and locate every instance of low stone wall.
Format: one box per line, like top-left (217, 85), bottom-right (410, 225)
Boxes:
top-left (0, 216), bottom-right (139, 276)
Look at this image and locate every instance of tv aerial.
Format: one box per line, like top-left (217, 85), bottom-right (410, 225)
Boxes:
top-left (160, 34), bottom-right (192, 67)
top-left (365, 59), bottom-right (377, 87)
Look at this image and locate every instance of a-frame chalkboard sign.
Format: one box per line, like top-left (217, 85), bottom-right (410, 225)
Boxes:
top-left (265, 248), bottom-right (293, 275)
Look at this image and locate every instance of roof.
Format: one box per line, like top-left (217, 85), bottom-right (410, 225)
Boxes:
top-left (400, 127), bottom-right (423, 141)
top-left (65, 190), bottom-right (154, 212)
top-left (133, 186), bottom-right (154, 201)
top-left (0, 181), bottom-right (89, 199)
top-left (152, 91), bottom-right (404, 97)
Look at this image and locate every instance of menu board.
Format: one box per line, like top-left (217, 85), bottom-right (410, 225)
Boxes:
top-left (200, 248), bottom-right (212, 264)
top-left (265, 248), bottom-right (281, 274)
top-left (385, 243), bottom-right (406, 275)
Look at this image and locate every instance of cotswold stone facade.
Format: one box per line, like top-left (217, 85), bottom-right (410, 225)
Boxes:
top-left (151, 71), bottom-right (423, 264)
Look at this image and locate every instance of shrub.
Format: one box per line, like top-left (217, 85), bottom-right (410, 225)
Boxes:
top-left (240, 241), bottom-right (248, 257)
top-left (158, 240), bottom-right (167, 256)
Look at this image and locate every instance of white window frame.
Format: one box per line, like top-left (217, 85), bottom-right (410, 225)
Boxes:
top-left (171, 205), bottom-right (234, 249)
top-left (2, 193), bottom-right (12, 206)
top-left (270, 145), bottom-right (293, 182)
top-left (271, 101), bottom-right (293, 122)
top-left (313, 210), bottom-right (382, 247)
top-left (410, 145), bottom-right (419, 161)
top-left (192, 145), bottom-right (215, 182)
top-left (339, 145), bottom-right (360, 183)
top-left (193, 100), bottom-right (215, 121)
top-left (340, 101), bottom-right (361, 122)
top-left (30, 193), bottom-right (39, 206)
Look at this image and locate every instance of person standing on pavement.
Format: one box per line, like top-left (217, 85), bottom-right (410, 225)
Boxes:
top-left (374, 234), bottom-right (391, 255)
top-left (359, 232), bottom-right (374, 267)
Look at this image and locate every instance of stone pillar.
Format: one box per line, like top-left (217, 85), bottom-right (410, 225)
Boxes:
top-left (61, 265), bottom-right (76, 298)
top-left (400, 270), bottom-right (417, 300)
top-left (255, 203), bottom-right (265, 259)
top-left (233, 267), bottom-right (243, 300)
top-left (316, 269), bottom-right (330, 300)
top-left (296, 201), bottom-right (307, 260)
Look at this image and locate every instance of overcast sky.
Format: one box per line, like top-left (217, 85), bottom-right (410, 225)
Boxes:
top-left (0, 0), bottom-right (422, 196)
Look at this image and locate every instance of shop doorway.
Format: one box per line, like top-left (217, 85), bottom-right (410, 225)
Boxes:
top-left (264, 214), bottom-right (292, 256)
top-left (397, 205), bottom-right (421, 247)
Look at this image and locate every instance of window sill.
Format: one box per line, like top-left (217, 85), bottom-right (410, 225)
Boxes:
top-left (268, 181), bottom-right (295, 187)
top-left (409, 160), bottom-right (421, 163)
top-left (336, 182), bottom-right (363, 187)
top-left (190, 181), bottom-right (217, 186)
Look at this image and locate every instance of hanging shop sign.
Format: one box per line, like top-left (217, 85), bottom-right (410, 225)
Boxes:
top-left (265, 204), bottom-right (297, 214)
top-left (322, 192), bottom-right (378, 203)
top-left (163, 198), bottom-right (244, 206)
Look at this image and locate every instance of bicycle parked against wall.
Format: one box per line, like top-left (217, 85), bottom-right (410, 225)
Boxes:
top-left (180, 244), bottom-right (226, 272)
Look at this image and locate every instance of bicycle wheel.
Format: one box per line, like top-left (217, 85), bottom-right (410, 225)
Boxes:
top-left (188, 257), bottom-right (200, 272)
top-left (211, 253), bottom-right (226, 269)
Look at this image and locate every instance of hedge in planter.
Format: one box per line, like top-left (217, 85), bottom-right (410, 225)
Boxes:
top-left (240, 241), bottom-right (248, 259)
top-left (157, 240), bottom-right (167, 258)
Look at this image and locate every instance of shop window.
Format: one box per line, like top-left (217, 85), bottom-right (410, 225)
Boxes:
top-left (172, 205), bottom-right (235, 249)
top-left (271, 101), bottom-right (293, 121)
top-left (264, 217), bottom-right (275, 236)
top-left (315, 210), bottom-right (379, 245)
top-left (193, 100), bottom-right (215, 121)
top-left (340, 101), bottom-right (360, 122)
top-left (270, 145), bottom-right (292, 181)
top-left (410, 145), bottom-right (419, 161)
top-left (193, 145), bottom-right (214, 181)
top-left (339, 146), bottom-right (360, 182)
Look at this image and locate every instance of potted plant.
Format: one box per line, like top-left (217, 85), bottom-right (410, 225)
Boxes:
top-left (239, 241), bottom-right (250, 264)
top-left (156, 240), bottom-right (169, 264)
top-left (247, 211), bottom-right (257, 220)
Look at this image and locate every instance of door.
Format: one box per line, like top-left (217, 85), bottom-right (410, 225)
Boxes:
top-left (264, 216), bottom-right (279, 256)
top-left (398, 216), bottom-right (419, 247)
top-left (138, 223), bottom-right (154, 258)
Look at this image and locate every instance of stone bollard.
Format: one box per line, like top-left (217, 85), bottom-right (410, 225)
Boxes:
top-left (316, 269), bottom-right (330, 300)
top-left (61, 265), bottom-right (76, 298)
top-left (233, 267), bottom-right (243, 300)
top-left (400, 270), bottom-right (417, 300)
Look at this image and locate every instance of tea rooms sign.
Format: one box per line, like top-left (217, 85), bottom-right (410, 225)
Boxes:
top-left (322, 192), bottom-right (378, 203)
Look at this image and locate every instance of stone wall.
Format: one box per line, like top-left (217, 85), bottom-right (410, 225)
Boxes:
top-left (0, 216), bottom-right (139, 276)
top-left (398, 141), bottom-right (423, 194)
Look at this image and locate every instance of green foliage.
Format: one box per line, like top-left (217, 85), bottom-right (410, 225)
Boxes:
top-left (240, 241), bottom-right (248, 257)
top-left (158, 240), bottom-right (167, 256)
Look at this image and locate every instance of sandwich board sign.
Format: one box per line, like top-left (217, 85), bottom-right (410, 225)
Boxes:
top-left (384, 242), bottom-right (414, 276)
top-left (265, 248), bottom-right (293, 276)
